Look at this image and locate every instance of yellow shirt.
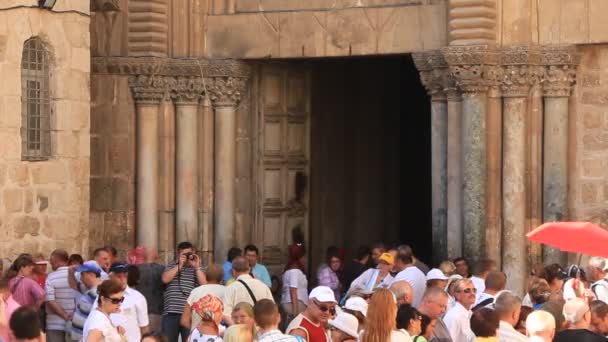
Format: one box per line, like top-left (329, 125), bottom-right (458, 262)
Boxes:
top-left (475, 337), bottom-right (499, 342)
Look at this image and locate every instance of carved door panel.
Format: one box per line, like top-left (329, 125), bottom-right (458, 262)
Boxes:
top-left (254, 64), bottom-right (311, 276)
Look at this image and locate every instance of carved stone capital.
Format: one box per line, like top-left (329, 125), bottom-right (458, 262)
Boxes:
top-left (92, 57), bottom-right (252, 78)
top-left (205, 77), bottom-right (248, 108)
top-left (413, 51), bottom-right (455, 101)
top-left (442, 45), bottom-right (501, 93)
top-left (540, 45), bottom-right (579, 98)
top-left (499, 47), bottom-right (541, 97)
top-left (169, 77), bottom-right (205, 105)
top-left (128, 75), bottom-right (168, 105)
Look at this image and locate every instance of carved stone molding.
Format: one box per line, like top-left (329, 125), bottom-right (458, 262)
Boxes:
top-left (170, 77), bottom-right (205, 105)
top-left (128, 75), bottom-right (168, 105)
top-left (540, 46), bottom-right (579, 98)
top-left (499, 47), bottom-right (541, 98)
top-left (92, 57), bottom-right (252, 78)
top-left (205, 77), bottom-right (248, 108)
top-left (442, 45), bottom-right (501, 93)
top-left (413, 51), bottom-right (457, 102)
top-left (449, 0), bottom-right (497, 46)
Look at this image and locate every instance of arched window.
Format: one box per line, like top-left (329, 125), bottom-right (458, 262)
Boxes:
top-left (21, 37), bottom-right (51, 160)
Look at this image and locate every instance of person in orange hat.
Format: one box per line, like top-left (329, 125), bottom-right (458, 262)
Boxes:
top-left (188, 294), bottom-right (224, 341)
top-left (346, 253), bottom-right (395, 297)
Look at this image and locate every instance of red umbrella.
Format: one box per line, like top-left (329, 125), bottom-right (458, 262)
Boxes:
top-left (527, 222), bottom-right (608, 258)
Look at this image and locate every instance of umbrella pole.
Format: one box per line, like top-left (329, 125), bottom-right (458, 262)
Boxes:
top-left (577, 253), bottom-right (583, 266)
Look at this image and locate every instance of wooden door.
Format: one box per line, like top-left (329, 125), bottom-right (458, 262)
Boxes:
top-left (254, 64), bottom-right (311, 276)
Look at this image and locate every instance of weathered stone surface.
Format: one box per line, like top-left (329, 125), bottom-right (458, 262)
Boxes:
top-left (582, 183), bottom-right (599, 204)
top-left (13, 216), bottom-right (40, 238)
top-left (3, 188), bottom-right (22, 213)
top-left (8, 163), bottom-right (29, 186)
top-left (31, 162), bottom-right (67, 185)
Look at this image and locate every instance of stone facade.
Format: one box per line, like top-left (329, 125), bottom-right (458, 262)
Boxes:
top-left (0, 1), bottom-right (90, 265)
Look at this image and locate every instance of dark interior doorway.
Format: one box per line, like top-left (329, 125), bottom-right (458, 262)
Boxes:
top-left (308, 55), bottom-right (432, 269)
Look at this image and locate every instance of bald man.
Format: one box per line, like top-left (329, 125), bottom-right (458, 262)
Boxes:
top-left (526, 310), bottom-right (555, 342)
top-left (554, 298), bottom-right (605, 342)
top-left (390, 281), bottom-right (413, 305)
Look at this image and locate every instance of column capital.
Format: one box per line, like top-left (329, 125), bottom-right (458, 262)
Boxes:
top-left (413, 51), bottom-right (455, 101)
top-left (540, 45), bottom-right (579, 98)
top-left (499, 46), bottom-right (542, 98)
top-left (442, 45), bottom-right (501, 94)
top-left (205, 76), bottom-right (248, 108)
top-left (128, 75), bottom-right (168, 105)
top-left (168, 76), bottom-right (205, 105)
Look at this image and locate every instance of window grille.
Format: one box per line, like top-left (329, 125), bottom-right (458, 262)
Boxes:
top-left (21, 37), bottom-right (51, 160)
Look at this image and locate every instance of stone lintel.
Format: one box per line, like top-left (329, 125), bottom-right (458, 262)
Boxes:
top-left (93, 57), bottom-right (251, 78)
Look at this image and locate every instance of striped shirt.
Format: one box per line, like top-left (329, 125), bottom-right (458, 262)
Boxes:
top-left (9, 275), bottom-right (45, 306)
top-left (71, 285), bottom-right (97, 341)
top-left (46, 266), bottom-right (76, 331)
top-left (163, 261), bottom-right (203, 314)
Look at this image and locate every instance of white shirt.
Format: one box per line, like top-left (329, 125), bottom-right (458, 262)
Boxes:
top-left (83, 309), bottom-right (123, 342)
top-left (281, 269), bottom-right (308, 304)
top-left (223, 274), bottom-right (274, 315)
top-left (474, 292), bottom-right (495, 307)
top-left (397, 329), bottom-right (414, 342)
top-left (93, 287), bottom-right (149, 342)
top-left (257, 329), bottom-right (301, 342)
top-left (592, 278), bottom-right (608, 303)
top-left (393, 266), bottom-right (427, 307)
top-left (443, 301), bottom-right (474, 342)
top-left (187, 284), bottom-right (226, 329)
top-left (470, 276), bottom-right (485, 302)
top-left (498, 320), bottom-right (527, 342)
top-left (188, 328), bottom-right (222, 342)
top-left (348, 268), bottom-right (394, 294)
top-left (563, 278), bottom-right (586, 301)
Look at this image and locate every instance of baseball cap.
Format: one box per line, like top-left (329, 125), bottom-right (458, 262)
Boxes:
top-left (378, 253), bottom-right (395, 266)
top-left (77, 263), bottom-right (101, 277)
top-left (329, 312), bottom-right (359, 338)
top-left (344, 296), bottom-right (368, 317)
top-left (309, 286), bottom-right (337, 303)
top-left (427, 268), bottom-right (448, 281)
top-left (109, 262), bottom-right (128, 273)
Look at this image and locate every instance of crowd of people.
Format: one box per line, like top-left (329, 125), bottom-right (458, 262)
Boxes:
top-left (1, 240), bottom-right (608, 342)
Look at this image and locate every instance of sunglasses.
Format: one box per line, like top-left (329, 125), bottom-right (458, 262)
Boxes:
top-left (106, 296), bottom-right (125, 304)
top-left (458, 288), bottom-right (477, 294)
top-left (314, 300), bottom-right (336, 315)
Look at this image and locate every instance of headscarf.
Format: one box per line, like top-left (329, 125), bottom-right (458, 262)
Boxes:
top-left (191, 295), bottom-right (224, 326)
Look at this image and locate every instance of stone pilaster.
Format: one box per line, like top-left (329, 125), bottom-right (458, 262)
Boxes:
top-left (540, 46), bottom-right (578, 265)
top-left (446, 86), bottom-right (463, 259)
top-left (486, 83), bottom-right (502, 265)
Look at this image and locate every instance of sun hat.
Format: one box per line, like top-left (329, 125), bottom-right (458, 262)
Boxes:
top-left (329, 312), bottom-right (359, 338)
top-left (309, 286), bottom-right (337, 303)
top-left (344, 296), bottom-right (368, 317)
top-left (192, 294), bottom-right (224, 325)
top-left (77, 263), bottom-right (102, 277)
top-left (427, 268), bottom-right (448, 281)
top-left (378, 253), bottom-right (395, 266)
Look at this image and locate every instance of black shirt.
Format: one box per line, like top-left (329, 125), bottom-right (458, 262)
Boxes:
top-left (341, 260), bottom-right (368, 291)
top-left (135, 263), bottom-right (165, 314)
top-left (553, 329), bottom-right (607, 342)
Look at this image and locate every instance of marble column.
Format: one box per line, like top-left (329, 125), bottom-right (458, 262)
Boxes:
top-left (200, 97), bottom-right (215, 263)
top-left (173, 79), bottom-right (202, 244)
top-left (501, 66), bottom-right (530, 295)
top-left (486, 85), bottom-right (502, 264)
top-left (430, 95), bottom-right (448, 264)
top-left (446, 88), bottom-right (463, 259)
top-left (207, 76), bottom-right (247, 263)
top-left (129, 75), bottom-right (165, 249)
top-left (528, 83), bottom-right (543, 265)
top-left (541, 48), bottom-right (578, 264)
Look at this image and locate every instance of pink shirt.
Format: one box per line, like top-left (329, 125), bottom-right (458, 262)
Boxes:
top-left (9, 276), bottom-right (45, 306)
top-left (0, 296), bottom-right (21, 342)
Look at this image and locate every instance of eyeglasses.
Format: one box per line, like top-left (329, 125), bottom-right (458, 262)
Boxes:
top-left (458, 288), bottom-right (477, 294)
top-left (106, 296), bottom-right (125, 304)
top-left (314, 300), bottom-right (336, 315)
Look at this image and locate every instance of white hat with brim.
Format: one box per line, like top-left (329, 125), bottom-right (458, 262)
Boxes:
top-left (309, 286), bottom-right (337, 303)
top-left (427, 268), bottom-right (448, 281)
top-left (329, 312), bottom-right (359, 338)
top-left (344, 296), bottom-right (368, 317)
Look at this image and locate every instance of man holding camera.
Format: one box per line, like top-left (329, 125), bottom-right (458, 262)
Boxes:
top-left (161, 242), bottom-right (207, 341)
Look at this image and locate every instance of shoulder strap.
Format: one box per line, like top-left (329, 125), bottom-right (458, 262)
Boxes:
top-left (238, 279), bottom-right (257, 303)
top-left (472, 297), bottom-right (493, 312)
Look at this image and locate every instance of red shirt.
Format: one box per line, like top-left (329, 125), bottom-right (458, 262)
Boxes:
top-left (34, 274), bottom-right (46, 289)
top-left (299, 316), bottom-right (329, 342)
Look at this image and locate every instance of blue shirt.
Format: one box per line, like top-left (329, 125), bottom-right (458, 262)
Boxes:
top-left (252, 263), bottom-right (272, 287)
top-left (223, 261), bottom-right (233, 284)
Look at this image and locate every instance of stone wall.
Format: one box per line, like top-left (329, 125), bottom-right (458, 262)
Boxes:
top-left (571, 45), bottom-right (608, 227)
top-left (0, 4), bottom-right (90, 264)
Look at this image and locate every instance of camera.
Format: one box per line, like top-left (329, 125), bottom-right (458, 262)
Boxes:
top-left (184, 252), bottom-right (196, 261)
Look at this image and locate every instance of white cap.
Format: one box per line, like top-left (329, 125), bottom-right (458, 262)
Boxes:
top-left (427, 268), bottom-right (448, 281)
top-left (309, 286), bottom-right (337, 303)
top-left (329, 312), bottom-right (359, 338)
top-left (344, 296), bottom-right (368, 317)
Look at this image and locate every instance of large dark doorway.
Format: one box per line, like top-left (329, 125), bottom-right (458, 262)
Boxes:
top-left (309, 55), bottom-right (432, 268)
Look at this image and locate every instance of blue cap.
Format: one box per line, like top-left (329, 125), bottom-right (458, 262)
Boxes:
top-left (77, 263), bottom-right (101, 277)
top-left (110, 262), bottom-right (128, 273)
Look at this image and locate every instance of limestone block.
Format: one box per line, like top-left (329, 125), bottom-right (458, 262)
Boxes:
top-left (0, 131), bottom-right (20, 161)
top-left (3, 188), bottom-right (23, 212)
top-left (559, 0), bottom-right (588, 44)
top-left (111, 177), bottom-right (131, 210)
top-left (589, 0), bottom-right (608, 43)
top-left (0, 164), bottom-right (6, 186)
top-left (23, 189), bottom-right (33, 213)
top-left (538, 0), bottom-right (561, 44)
top-left (37, 193), bottom-right (49, 212)
top-left (31, 161), bottom-right (67, 185)
top-left (8, 163), bottom-right (29, 186)
top-left (63, 20), bottom-right (89, 49)
top-left (582, 182), bottom-right (599, 204)
top-left (582, 159), bottom-right (605, 178)
top-left (419, 4), bottom-right (447, 50)
top-left (42, 215), bottom-right (64, 238)
top-left (51, 186), bottom-right (80, 213)
top-left (109, 136), bottom-right (131, 175)
top-left (278, 11), bottom-right (327, 57)
top-left (583, 133), bottom-right (608, 151)
top-left (206, 13), bottom-right (279, 59)
top-left (0, 64), bottom-right (21, 96)
top-left (71, 48), bottom-right (90, 73)
top-left (377, 6), bottom-right (423, 54)
top-left (12, 215), bottom-right (40, 238)
top-left (583, 112), bottom-right (603, 129)
top-left (79, 133), bottom-right (90, 158)
top-left (90, 177), bottom-right (112, 211)
top-left (52, 0), bottom-right (90, 16)
top-left (1, 96), bottom-right (22, 129)
top-left (0, 1), bottom-right (37, 10)
top-left (67, 159), bottom-right (90, 185)
top-left (326, 8), bottom-right (377, 56)
top-left (90, 136), bottom-right (107, 176)
top-left (55, 131), bottom-right (79, 157)
top-left (53, 69), bottom-right (89, 101)
top-left (0, 35), bottom-right (7, 62)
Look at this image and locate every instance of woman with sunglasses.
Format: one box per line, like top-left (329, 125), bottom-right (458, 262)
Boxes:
top-left (396, 304), bottom-right (422, 340)
top-left (83, 279), bottom-right (127, 342)
top-left (359, 289), bottom-right (409, 342)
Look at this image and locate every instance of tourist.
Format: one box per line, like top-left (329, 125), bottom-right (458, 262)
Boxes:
top-left (469, 307), bottom-right (499, 342)
top-left (589, 300), bottom-right (608, 336)
top-left (389, 281), bottom-right (413, 306)
top-left (443, 278), bottom-right (475, 341)
top-left (9, 306), bottom-right (45, 342)
top-left (563, 264), bottom-right (591, 301)
top-left (493, 291), bottom-right (526, 342)
top-left (70, 263), bottom-right (102, 341)
top-left (107, 262), bottom-right (149, 341)
top-left (187, 294), bottom-right (223, 342)
top-left (82, 279), bottom-right (127, 341)
top-left (7, 254), bottom-right (45, 307)
top-left (525, 310), bottom-right (555, 342)
top-left (359, 289), bottom-right (409, 342)
top-left (223, 256), bottom-right (273, 318)
top-left (397, 245), bottom-right (430, 275)
top-left (92, 247), bottom-right (111, 275)
top-left (287, 286), bottom-right (337, 341)
top-left (181, 263), bottom-right (226, 330)
top-left (472, 272), bottom-right (506, 311)
top-left (438, 261), bottom-right (456, 277)
top-left (161, 241), bottom-right (206, 341)
top-left (340, 246), bottom-right (371, 292)
top-left (255, 299), bottom-right (300, 342)
top-left (413, 315), bottom-right (436, 342)
top-left (141, 331), bottom-right (168, 342)
top-left (347, 253), bottom-right (394, 295)
top-left (45, 249), bottom-right (76, 342)
top-left (281, 244), bottom-right (308, 317)
top-left (32, 254), bottom-right (48, 289)
top-left (469, 259), bottom-right (497, 302)
top-left (342, 296), bottom-right (367, 332)
top-left (134, 246), bottom-right (164, 332)
top-left (452, 257), bottom-right (470, 278)
top-left (417, 287), bottom-right (451, 342)
top-left (395, 304), bottom-right (422, 341)
top-left (445, 274), bottom-right (463, 311)
top-left (369, 243), bottom-right (386, 268)
top-left (554, 298), bottom-right (605, 341)
top-left (528, 279), bottom-right (552, 309)
top-left (393, 249), bottom-right (426, 307)
top-left (223, 302), bottom-right (255, 341)
top-left (514, 305), bottom-right (532, 335)
top-left (223, 247), bottom-right (242, 284)
top-left (588, 257), bottom-right (608, 303)
top-left (0, 278), bottom-right (20, 341)
top-left (541, 264), bottom-right (566, 297)
top-left (104, 246), bottom-right (118, 266)
top-left (68, 254), bottom-right (84, 267)
top-left (425, 269), bottom-right (448, 290)
top-left (244, 245), bottom-right (272, 288)
top-left (328, 312), bottom-right (359, 342)
top-left (317, 251), bottom-right (342, 302)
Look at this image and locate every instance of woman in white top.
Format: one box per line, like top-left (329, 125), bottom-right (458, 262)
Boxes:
top-left (281, 244), bottom-right (309, 316)
top-left (359, 289), bottom-right (410, 342)
top-left (347, 253), bottom-right (395, 297)
top-left (83, 279), bottom-right (127, 342)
